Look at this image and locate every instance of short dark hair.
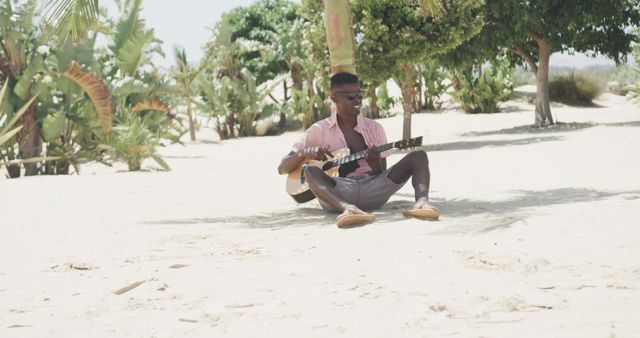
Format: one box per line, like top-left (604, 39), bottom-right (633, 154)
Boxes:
top-left (330, 72), bottom-right (359, 90)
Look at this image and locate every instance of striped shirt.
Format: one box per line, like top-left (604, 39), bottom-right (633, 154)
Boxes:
top-left (291, 112), bottom-right (389, 177)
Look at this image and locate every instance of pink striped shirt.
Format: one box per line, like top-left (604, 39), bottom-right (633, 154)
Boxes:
top-left (291, 112), bottom-right (389, 177)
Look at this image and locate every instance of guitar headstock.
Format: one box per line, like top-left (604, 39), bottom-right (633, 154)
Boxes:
top-left (394, 136), bottom-right (423, 150)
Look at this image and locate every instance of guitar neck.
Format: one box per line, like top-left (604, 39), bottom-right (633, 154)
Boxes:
top-left (328, 143), bottom-right (394, 169)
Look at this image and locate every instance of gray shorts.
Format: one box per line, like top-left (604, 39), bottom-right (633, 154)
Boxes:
top-left (318, 170), bottom-right (405, 213)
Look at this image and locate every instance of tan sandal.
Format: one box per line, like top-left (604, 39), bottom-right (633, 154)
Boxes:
top-left (402, 207), bottom-right (439, 221)
top-left (336, 213), bottom-right (376, 228)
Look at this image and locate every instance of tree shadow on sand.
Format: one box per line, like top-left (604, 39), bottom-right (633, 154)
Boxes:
top-left (463, 122), bottom-right (594, 137)
top-left (147, 188), bottom-right (639, 232)
top-left (419, 136), bottom-right (562, 152)
top-left (147, 208), bottom-right (334, 229)
top-left (146, 202), bottom-right (422, 230)
top-left (463, 120), bottom-right (640, 137)
top-left (394, 188), bottom-right (640, 234)
top-left (603, 120), bottom-right (640, 128)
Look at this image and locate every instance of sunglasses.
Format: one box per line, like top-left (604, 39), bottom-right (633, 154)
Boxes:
top-left (334, 91), bottom-right (364, 101)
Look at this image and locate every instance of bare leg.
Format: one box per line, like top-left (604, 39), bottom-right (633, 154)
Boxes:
top-left (387, 150), bottom-right (431, 202)
top-left (387, 150), bottom-right (438, 218)
top-left (304, 166), bottom-right (350, 212)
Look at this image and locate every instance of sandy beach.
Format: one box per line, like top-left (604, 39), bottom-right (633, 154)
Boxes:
top-left (1, 93), bottom-right (639, 337)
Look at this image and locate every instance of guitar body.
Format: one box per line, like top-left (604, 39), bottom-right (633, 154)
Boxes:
top-left (286, 148), bottom-right (350, 203)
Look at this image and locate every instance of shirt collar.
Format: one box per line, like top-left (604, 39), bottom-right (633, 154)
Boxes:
top-left (329, 112), bottom-right (365, 131)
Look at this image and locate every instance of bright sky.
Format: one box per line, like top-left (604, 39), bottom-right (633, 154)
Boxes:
top-left (102, 0), bottom-right (258, 69)
top-left (102, 0), bottom-right (634, 70)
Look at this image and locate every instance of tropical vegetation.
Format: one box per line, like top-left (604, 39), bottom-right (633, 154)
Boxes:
top-left (1, 0), bottom-right (638, 178)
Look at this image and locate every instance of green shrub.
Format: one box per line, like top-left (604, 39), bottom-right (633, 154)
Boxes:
top-left (288, 87), bottom-right (314, 129)
top-left (548, 71), bottom-right (605, 105)
top-left (451, 62), bottom-right (513, 114)
top-left (627, 68), bottom-right (640, 106)
top-left (100, 113), bottom-right (170, 171)
top-left (512, 67), bottom-right (535, 87)
top-left (375, 84), bottom-right (396, 118)
top-left (420, 61), bottom-right (449, 111)
top-left (608, 81), bottom-right (629, 96)
top-left (574, 66), bottom-right (640, 96)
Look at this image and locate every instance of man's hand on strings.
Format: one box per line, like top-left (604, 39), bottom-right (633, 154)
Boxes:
top-left (299, 146), bottom-right (333, 161)
top-left (364, 148), bottom-right (382, 174)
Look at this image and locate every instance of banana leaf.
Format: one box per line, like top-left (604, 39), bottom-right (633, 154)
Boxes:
top-left (42, 110), bottom-right (67, 142)
top-left (0, 126), bottom-right (22, 146)
top-left (62, 61), bottom-right (112, 133)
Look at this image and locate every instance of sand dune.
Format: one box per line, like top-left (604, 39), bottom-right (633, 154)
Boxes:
top-left (1, 94), bottom-right (639, 337)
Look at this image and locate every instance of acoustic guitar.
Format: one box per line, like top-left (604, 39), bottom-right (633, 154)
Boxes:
top-left (286, 136), bottom-right (423, 203)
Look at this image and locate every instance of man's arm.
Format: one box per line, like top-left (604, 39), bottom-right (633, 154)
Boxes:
top-left (278, 151), bottom-right (306, 175)
top-left (367, 121), bottom-right (388, 174)
top-left (364, 148), bottom-right (387, 175)
top-left (277, 147), bottom-right (334, 175)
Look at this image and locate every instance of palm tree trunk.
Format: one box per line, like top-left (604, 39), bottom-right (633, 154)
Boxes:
top-left (323, 0), bottom-right (357, 75)
top-left (187, 94), bottom-right (196, 141)
top-left (18, 104), bottom-right (41, 176)
top-left (227, 112), bottom-right (236, 138)
top-left (44, 159), bottom-right (55, 175)
top-left (56, 159), bottom-right (69, 174)
top-left (6, 163), bottom-right (20, 178)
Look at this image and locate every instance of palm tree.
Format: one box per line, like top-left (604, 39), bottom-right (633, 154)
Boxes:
top-left (267, 18), bottom-right (307, 127)
top-left (43, 0), bottom-right (100, 43)
top-left (171, 46), bottom-right (207, 141)
top-left (1, 2), bottom-right (46, 176)
top-left (205, 14), bottom-right (242, 80)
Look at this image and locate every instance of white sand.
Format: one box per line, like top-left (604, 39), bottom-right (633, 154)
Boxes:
top-left (1, 94), bottom-right (639, 337)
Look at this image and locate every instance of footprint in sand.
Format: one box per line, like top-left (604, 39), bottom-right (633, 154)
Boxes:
top-left (50, 263), bottom-right (98, 271)
top-left (223, 247), bottom-right (263, 257)
top-left (456, 250), bottom-right (549, 274)
top-left (439, 295), bottom-right (554, 322)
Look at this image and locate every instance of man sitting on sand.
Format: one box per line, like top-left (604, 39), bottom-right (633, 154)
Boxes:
top-left (278, 72), bottom-right (439, 227)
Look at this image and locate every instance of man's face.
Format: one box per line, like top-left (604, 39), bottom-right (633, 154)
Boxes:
top-left (331, 83), bottom-right (363, 118)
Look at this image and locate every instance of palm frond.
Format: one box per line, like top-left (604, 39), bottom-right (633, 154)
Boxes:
top-left (43, 0), bottom-right (100, 43)
top-left (116, 30), bottom-right (154, 75)
top-left (62, 61), bottom-right (112, 133)
top-left (0, 126), bottom-right (22, 147)
top-left (150, 153), bottom-right (170, 171)
top-left (131, 100), bottom-right (170, 114)
top-left (173, 46), bottom-right (188, 70)
top-left (0, 95), bottom-right (38, 135)
top-left (0, 80), bottom-right (38, 150)
top-left (112, 0), bottom-right (144, 53)
top-left (0, 80), bottom-right (38, 136)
